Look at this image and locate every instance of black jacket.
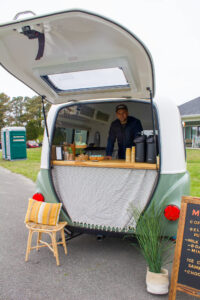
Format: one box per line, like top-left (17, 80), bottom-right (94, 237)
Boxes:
top-left (106, 116), bottom-right (143, 159)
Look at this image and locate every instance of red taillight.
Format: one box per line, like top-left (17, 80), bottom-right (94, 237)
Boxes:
top-left (164, 205), bottom-right (180, 221)
top-left (32, 193), bottom-right (44, 202)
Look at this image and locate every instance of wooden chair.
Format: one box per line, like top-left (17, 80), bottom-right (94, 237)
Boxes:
top-left (25, 221), bottom-right (68, 266)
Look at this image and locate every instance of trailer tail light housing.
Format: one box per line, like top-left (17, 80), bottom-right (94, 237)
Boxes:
top-left (164, 205), bottom-right (180, 221)
top-left (32, 193), bottom-right (44, 202)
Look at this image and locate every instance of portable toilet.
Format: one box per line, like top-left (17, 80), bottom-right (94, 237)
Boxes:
top-left (1, 127), bottom-right (27, 160)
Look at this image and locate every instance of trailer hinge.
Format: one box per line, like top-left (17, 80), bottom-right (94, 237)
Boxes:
top-left (21, 25), bottom-right (45, 60)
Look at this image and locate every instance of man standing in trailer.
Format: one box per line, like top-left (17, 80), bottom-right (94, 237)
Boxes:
top-left (106, 104), bottom-right (143, 159)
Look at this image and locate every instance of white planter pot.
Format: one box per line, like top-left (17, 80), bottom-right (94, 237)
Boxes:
top-left (146, 267), bottom-right (169, 295)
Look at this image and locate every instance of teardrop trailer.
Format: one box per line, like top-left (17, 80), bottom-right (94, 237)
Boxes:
top-left (0, 10), bottom-right (190, 237)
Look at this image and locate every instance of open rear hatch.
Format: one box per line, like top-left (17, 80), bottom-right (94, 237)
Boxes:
top-left (0, 9), bottom-right (155, 104)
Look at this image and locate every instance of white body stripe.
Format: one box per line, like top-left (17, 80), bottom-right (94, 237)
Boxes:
top-left (37, 202), bottom-right (46, 223)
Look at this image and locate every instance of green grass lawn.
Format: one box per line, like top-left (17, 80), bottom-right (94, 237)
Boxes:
top-left (0, 148), bottom-right (199, 196)
top-left (0, 148), bottom-right (41, 182)
top-left (186, 149), bottom-right (200, 197)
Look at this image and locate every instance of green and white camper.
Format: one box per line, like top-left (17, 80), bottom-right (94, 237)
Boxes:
top-left (0, 10), bottom-right (189, 236)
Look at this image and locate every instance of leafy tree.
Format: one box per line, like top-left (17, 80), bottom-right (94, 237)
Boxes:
top-left (26, 120), bottom-right (43, 140)
top-left (53, 128), bottom-right (66, 145)
top-left (25, 96), bottom-right (51, 127)
top-left (24, 96), bottom-right (51, 140)
top-left (0, 93), bottom-right (51, 141)
top-left (9, 96), bottom-right (26, 126)
top-left (0, 93), bottom-right (10, 131)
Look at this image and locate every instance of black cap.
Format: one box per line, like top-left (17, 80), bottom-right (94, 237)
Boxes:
top-left (116, 104), bottom-right (128, 112)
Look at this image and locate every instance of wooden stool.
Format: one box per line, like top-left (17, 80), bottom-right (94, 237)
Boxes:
top-left (25, 221), bottom-right (68, 266)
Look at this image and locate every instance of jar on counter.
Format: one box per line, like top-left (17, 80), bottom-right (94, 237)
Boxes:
top-left (64, 150), bottom-right (69, 160)
top-left (63, 143), bottom-right (69, 160)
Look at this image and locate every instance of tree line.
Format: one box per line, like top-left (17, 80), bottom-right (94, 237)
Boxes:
top-left (0, 93), bottom-right (51, 141)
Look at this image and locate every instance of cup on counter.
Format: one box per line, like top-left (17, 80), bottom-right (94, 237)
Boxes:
top-left (156, 155), bottom-right (160, 167)
top-left (131, 146), bottom-right (135, 163)
top-left (126, 148), bottom-right (131, 162)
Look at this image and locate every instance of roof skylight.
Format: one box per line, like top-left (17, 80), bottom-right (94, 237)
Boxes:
top-left (42, 67), bottom-right (129, 92)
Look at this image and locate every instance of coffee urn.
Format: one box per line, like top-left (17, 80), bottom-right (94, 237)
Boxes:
top-left (146, 135), bottom-right (157, 164)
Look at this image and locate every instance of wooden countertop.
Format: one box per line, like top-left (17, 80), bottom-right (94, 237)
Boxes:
top-left (51, 159), bottom-right (158, 170)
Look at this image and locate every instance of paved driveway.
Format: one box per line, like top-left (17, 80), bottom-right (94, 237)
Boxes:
top-left (0, 167), bottom-right (195, 300)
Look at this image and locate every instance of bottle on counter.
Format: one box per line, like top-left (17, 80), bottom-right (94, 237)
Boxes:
top-left (64, 149), bottom-right (69, 160)
top-left (63, 143), bottom-right (69, 160)
top-left (70, 143), bottom-right (76, 158)
top-left (125, 148), bottom-right (131, 162)
top-left (68, 147), bottom-right (74, 161)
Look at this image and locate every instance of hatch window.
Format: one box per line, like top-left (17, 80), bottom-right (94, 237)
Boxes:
top-left (42, 67), bottom-right (129, 92)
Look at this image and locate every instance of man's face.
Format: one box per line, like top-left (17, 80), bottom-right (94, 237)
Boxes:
top-left (116, 109), bottom-right (128, 123)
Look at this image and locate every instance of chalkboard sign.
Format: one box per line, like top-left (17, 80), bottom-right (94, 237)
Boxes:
top-left (169, 196), bottom-right (200, 300)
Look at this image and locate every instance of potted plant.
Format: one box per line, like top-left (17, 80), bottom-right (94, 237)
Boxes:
top-left (129, 203), bottom-right (173, 295)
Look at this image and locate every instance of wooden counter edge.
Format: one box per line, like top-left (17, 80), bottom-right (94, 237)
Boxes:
top-left (51, 160), bottom-right (157, 170)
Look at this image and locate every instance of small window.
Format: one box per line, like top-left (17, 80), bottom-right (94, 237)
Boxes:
top-left (53, 128), bottom-right (73, 145)
top-left (74, 130), bottom-right (88, 144)
top-left (53, 127), bottom-right (88, 146)
top-left (185, 127), bottom-right (191, 139)
top-left (192, 126), bottom-right (198, 138)
top-left (198, 126), bottom-right (200, 136)
top-left (42, 67), bottom-right (129, 92)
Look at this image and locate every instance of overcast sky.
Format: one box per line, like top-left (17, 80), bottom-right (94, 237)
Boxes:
top-left (0, 0), bottom-right (199, 105)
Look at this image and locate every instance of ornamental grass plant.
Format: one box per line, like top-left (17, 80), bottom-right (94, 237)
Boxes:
top-left (129, 203), bottom-right (174, 273)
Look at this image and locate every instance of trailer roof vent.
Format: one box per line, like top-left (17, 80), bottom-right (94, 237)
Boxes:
top-left (79, 105), bottom-right (95, 118)
top-left (96, 111), bottom-right (110, 122)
